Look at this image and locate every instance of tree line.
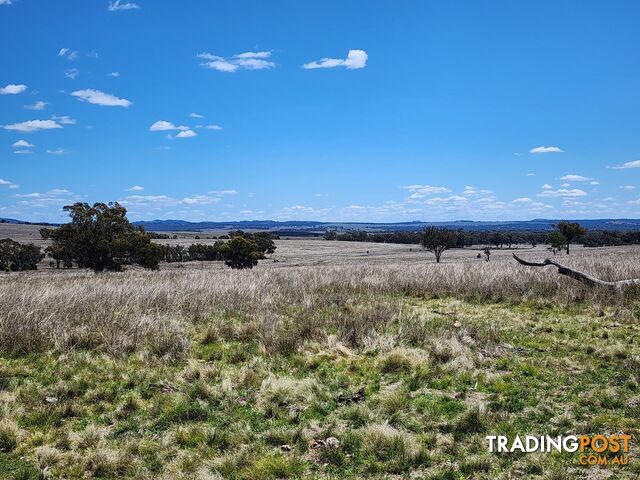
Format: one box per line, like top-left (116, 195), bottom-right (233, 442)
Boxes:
top-left (37, 202), bottom-right (276, 272)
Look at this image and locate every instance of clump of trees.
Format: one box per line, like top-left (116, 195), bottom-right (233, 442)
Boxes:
top-left (159, 231), bottom-right (277, 269)
top-left (40, 202), bottom-right (163, 272)
top-left (0, 239), bottom-right (44, 271)
top-left (421, 227), bottom-right (457, 263)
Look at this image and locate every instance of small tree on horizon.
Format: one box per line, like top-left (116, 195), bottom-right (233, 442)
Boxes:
top-left (421, 227), bottom-right (457, 263)
top-left (554, 221), bottom-right (587, 254)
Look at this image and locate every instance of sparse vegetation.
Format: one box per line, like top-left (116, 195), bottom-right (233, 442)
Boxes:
top-left (0, 234), bottom-right (639, 478)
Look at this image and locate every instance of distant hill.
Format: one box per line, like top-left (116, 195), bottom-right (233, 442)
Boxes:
top-left (4, 217), bottom-right (640, 234)
top-left (131, 218), bottom-right (640, 234)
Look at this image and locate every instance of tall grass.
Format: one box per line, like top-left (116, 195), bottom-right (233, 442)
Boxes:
top-left (1, 256), bottom-right (638, 356)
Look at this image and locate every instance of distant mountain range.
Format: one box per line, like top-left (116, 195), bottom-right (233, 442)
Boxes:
top-left (3, 217), bottom-right (640, 234)
top-left (131, 218), bottom-right (640, 234)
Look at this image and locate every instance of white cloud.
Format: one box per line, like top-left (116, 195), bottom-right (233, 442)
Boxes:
top-left (108, 71), bottom-right (121, 77)
top-left (561, 174), bottom-right (590, 182)
top-left (189, 112), bottom-right (204, 118)
top-left (52, 115), bottom-right (76, 125)
top-left (176, 129), bottom-right (196, 138)
top-left (198, 51), bottom-right (275, 72)
top-left (46, 148), bottom-right (69, 155)
top-left (12, 140), bottom-right (35, 148)
top-left (209, 189), bottom-right (237, 196)
top-left (526, 173), bottom-right (535, 176)
top-left (14, 150), bottom-right (33, 155)
top-left (462, 185), bottom-right (492, 196)
top-left (204, 124), bottom-right (222, 130)
top-left (512, 197), bottom-right (533, 203)
top-left (538, 188), bottom-right (587, 198)
top-left (2, 119), bottom-right (62, 132)
top-left (71, 89), bottom-right (132, 107)
top-left (610, 160), bottom-right (640, 169)
top-left (0, 84), bottom-right (27, 95)
top-left (108, 0), bottom-right (140, 11)
top-left (0, 0), bottom-right (13, 5)
top-left (149, 120), bottom-right (188, 132)
top-left (589, 181), bottom-right (599, 185)
top-left (561, 183), bottom-right (571, 187)
top-left (127, 185), bottom-right (144, 191)
top-left (58, 48), bottom-right (78, 60)
top-left (303, 49), bottom-right (368, 70)
top-left (0, 178), bottom-right (14, 185)
top-left (25, 101), bottom-right (48, 110)
top-left (402, 184), bottom-right (451, 199)
top-left (65, 68), bottom-right (79, 79)
top-left (542, 184), bottom-right (553, 189)
top-left (529, 146), bottom-right (564, 154)
top-left (620, 185), bottom-right (636, 190)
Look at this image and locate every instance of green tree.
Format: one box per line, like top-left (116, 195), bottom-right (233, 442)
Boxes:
top-left (41, 202), bottom-right (162, 272)
top-left (219, 236), bottom-right (265, 269)
top-left (555, 221), bottom-right (587, 254)
top-left (0, 239), bottom-right (44, 271)
top-left (421, 227), bottom-right (457, 263)
top-left (547, 231), bottom-right (567, 255)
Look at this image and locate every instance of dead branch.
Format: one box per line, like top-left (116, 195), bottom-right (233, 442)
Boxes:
top-left (512, 254), bottom-right (640, 290)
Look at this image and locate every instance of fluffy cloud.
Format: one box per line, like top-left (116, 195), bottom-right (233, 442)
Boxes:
top-left (197, 51), bottom-right (275, 72)
top-left (71, 89), bottom-right (131, 107)
top-left (149, 120), bottom-right (188, 132)
top-left (610, 160), bottom-right (640, 169)
top-left (14, 150), bottom-right (33, 155)
top-left (2, 119), bottom-right (62, 132)
top-left (176, 129), bottom-right (196, 138)
top-left (462, 185), bottom-right (492, 196)
top-left (529, 146), bottom-right (563, 154)
top-left (12, 140), bottom-right (35, 148)
top-left (108, 0), bottom-right (140, 11)
top-left (0, 84), bottom-right (27, 95)
top-left (108, 71), bottom-right (121, 77)
top-left (561, 174), bottom-right (590, 182)
top-left (127, 185), bottom-right (144, 191)
top-left (303, 49), bottom-right (368, 70)
top-left (537, 188), bottom-right (587, 198)
top-left (189, 112), bottom-right (204, 118)
top-left (402, 184), bottom-right (451, 199)
top-left (512, 197), bottom-right (533, 203)
top-left (25, 101), bottom-right (48, 111)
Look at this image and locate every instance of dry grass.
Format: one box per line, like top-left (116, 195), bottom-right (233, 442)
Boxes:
top-left (1, 246), bottom-right (639, 356)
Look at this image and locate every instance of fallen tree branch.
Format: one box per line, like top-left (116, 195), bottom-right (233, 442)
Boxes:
top-left (512, 254), bottom-right (640, 290)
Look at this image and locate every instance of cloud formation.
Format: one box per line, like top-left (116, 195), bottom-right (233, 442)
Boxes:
top-left (610, 160), bottom-right (640, 169)
top-left (402, 184), bottom-right (451, 199)
top-left (3, 119), bottom-right (62, 132)
top-left (561, 174), bottom-right (591, 182)
top-left (149, 120), bottom-right (188, 132)
top-left (71, 89), bottom-right (132, 107)
top-left (0, 84), bottom-right (27, 95)
top-left (108, 0), bottom-right (140, 11)
top-left (12, 140), bottom-right (35, 148)
top-left (25, 101), bottom-right (48, 110)
top-left (197, 51), bottom-right (275, 72)
top-left (176, 129), bottom-right (196, 138)
top-left (529, 146), bottom-right (563, 154)
top-left (303, 50), bottom-right (368, 70)
top-left (537, 188), bottom-right (587, 198)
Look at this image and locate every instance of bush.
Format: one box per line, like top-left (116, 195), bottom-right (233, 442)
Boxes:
top-left (0, 239), bottom-right (44, 271)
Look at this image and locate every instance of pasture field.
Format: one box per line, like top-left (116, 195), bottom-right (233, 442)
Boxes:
top-left (0, 225), bottom-right (639, 479)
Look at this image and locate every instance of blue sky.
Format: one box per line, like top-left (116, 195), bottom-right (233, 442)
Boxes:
top-left (1, 0), bottom-right (639, 223)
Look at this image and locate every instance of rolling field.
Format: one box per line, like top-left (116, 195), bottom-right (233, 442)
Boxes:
top-left (0, 225), bottom-right (639, 479)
